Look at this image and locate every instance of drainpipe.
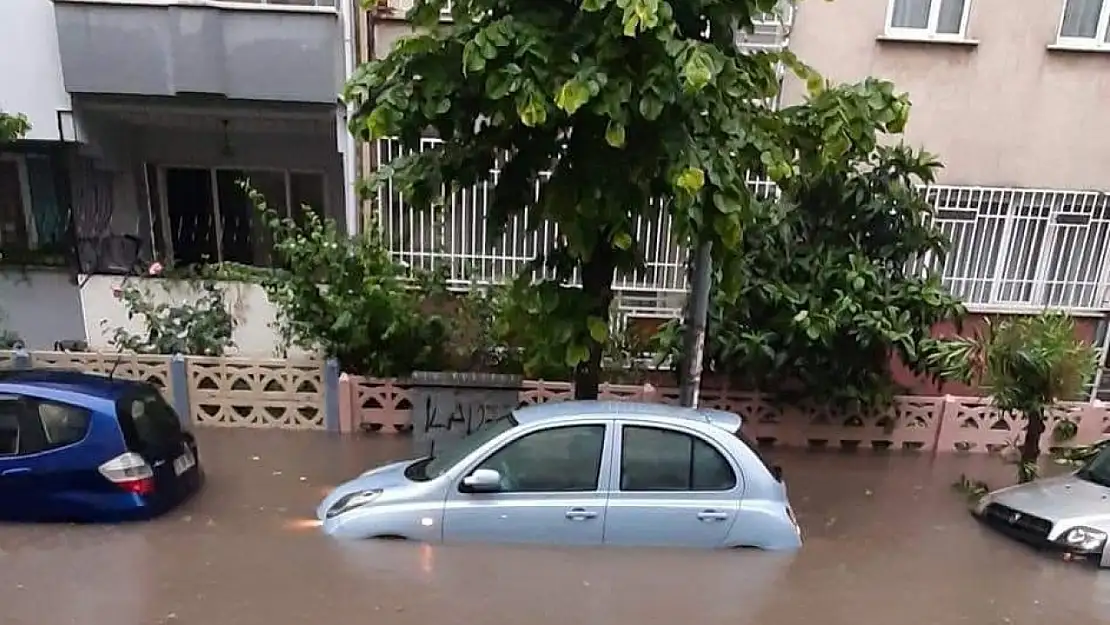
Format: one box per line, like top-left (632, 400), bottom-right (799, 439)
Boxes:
top-left (339, 0), bottom-right (360, 236)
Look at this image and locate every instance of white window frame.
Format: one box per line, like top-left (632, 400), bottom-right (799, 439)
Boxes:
top-left (1056, 0), bottom-right (1110, 49)
top-left (0, 153), bottom-right (38, 250)
top-left (884, 0), bottom-right (972, 40)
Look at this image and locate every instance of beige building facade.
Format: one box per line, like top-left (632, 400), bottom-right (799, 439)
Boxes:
top-left (784, 0), bottom-right (1110, 191)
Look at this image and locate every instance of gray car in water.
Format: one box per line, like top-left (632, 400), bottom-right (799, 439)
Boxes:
top-left (317, 401), bottom-right (802, 550)
top-left (974, 445), bottom-right (1110, 567)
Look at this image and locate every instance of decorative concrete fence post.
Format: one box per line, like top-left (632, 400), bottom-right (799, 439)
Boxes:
top-left (323, 359), bottom-right (341, 433)
top-left (337, 373), bottom-right (356, 434)
top-left (1074, 400), bottom-right (1107, 445)
top-left (169, 354), bottom-right (192, 429)
top-left (409, 371), bottom-right (523, 456)
top-left (12, 347), bottom-right (31, 370)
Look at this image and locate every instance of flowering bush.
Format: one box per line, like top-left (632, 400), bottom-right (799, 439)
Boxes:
top-left (250, 187), bottom-right (448, 375)
top-left (103, 262), bottom-right (235, 356)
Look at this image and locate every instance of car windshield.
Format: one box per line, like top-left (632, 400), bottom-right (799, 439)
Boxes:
top-left (411, 416), bottom-right (518, 481)
top-left (1077, 444), bottom-right (1110, 488)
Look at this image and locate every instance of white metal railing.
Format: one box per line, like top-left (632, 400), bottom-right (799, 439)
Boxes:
top-left (371, 139), bottom-right (1110, 317)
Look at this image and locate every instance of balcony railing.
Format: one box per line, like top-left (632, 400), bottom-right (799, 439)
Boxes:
top-left (370, 138), bottom-right (1110, 318)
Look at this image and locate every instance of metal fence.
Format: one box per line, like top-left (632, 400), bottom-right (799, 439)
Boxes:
top-left (370, 138), bottom-right (1110, 318)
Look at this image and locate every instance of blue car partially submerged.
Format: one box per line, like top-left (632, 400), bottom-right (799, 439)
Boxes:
top-left (0, 369), bottom-right (203, 522)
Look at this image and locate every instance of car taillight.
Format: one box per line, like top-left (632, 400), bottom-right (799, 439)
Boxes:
top-left (98, 452), bottom-right (155, 495)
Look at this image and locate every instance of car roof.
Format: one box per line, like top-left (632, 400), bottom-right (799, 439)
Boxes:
top-left (512, 400), bottom-right (743, 432)
top-left (0, 369), bottom-right (149, 401)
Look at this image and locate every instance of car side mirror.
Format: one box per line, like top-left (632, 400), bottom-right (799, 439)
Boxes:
top-left (461, 468), bottom-right (502, 493)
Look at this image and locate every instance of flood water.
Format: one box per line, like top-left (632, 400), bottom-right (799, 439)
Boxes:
top-left (3, 429), bottom-right (1110, 625)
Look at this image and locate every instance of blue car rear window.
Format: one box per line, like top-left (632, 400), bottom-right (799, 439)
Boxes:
top-left (116, 388), bottom-right (183, 453)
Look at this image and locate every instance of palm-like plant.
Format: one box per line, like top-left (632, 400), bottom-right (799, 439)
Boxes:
top-left (926, 312), bottom-right (1099, 483)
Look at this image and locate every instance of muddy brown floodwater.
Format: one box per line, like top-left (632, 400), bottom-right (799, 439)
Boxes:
top-left (3, 429), bottom-right (1110, 625)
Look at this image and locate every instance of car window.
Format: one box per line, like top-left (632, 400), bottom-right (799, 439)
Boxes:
top-left (423, 417), bottom-right (517, 480)
top-left (116, 388), bottom-right (183, 453)
top-left (735, 429), bottom-right (780, 482)
top-left (34, 401), bottom-right (91, 449)
top-left (620, 425), bottom-right (737, 492)
top-left (476, 424), bottom-right (606, 493)
top-left (0, 397), bottom-right (21, 456)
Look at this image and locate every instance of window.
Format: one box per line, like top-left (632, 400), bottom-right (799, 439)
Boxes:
top-left (1058, 0), bottom-right (1110, 46)
top-left (35, 401), bottom-right (91, 449)
top-left (116, 388), bottom-right (183, 454)
top-left (476, 424), bottom-right (605, 492)
top-left (0, 398), bottom-right (21, 456)
top-left (620, 426), bottom-right (737, 492)
top-left (886, 0), bottom-right (970, 37)
top-left (157, 167), bottom-right (326, 268)
top-left (0, 154), bottom-right (33, 250)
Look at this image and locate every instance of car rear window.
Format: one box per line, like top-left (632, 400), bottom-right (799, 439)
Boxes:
top-left (116, 388), bottom-right (183, 453)
top-left (736, 429), bottom-right (781, 482)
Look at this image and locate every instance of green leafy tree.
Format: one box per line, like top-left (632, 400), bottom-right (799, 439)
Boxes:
top-left (346, 0), bottom-right (831, 398)
top-left (655, 83), bottom-right (966, 408)
top-left (926, 313), bottom-right (1099, 482)
top-left (252, 189), bottom-right (450, 376)
top-left (0, 111), bottom-right (30, 143)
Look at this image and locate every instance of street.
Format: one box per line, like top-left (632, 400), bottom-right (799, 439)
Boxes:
top-left (2, 429), bottom-right (1109, 625)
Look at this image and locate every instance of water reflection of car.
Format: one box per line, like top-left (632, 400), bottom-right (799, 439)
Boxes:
top-left (0, 369), bottom-right (203, 522)
top-left (973, 444), bottom-right (1110, 567)
top-left (317, 401), bottom-right (802, 550)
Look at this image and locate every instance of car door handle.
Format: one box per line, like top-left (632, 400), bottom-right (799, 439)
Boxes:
top-left (0, 468), bottom-right (31, 477)
top-left (697, 510), bottom-right (730, 522)
top-left (565, 508), bottom-right (598, 520)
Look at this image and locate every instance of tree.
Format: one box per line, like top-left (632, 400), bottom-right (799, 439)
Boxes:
top-left (346, 0), bottom-right (835, 398)
top-left (927, 313), bottom-right (1099, 482)
top-left (0, 111), bottom-right (30, 143)
top-left (655, 84), bottom-right (966, 409)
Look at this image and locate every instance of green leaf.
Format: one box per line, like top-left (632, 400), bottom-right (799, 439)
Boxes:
top-left (612, 231), bottom-right (632, 250)
top-left (555, 79), bottom-right (592, 114)
top-left (638, 96), bottom-right (663, 120)
top-left (462, 41), bottom-right (486, 74)
top-left (680, 46), bottom-right (718, 92)
top-left (605, 120), bottom-right (626, 148)
top-left (711, 192), bottom-right (742, 214)
top-left (793, 310), bottom-right (809, 323)
top-left (581, 0), bottom-right (611, 11)
top-left (587, 316), bottom-right (609, 343)
top-left (674, 168), bottom-right (705, 194)
top-left (621, 0), bottom-right (660, 36)
top-left (566, 343), bottom-right (590, 367)
top-left (516, 90), bottom-right (548, 127)
top-left (366, 108), bottom-right (391, 140)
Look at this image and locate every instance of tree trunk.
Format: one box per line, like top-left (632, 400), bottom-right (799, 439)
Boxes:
top-left (1018, 409), bottom-right (1045, 483)
top-left (574, 244), bottom-right (616, 400)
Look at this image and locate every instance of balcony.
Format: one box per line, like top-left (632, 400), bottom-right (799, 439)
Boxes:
top-left (52, 0), bottom-right (342, 104)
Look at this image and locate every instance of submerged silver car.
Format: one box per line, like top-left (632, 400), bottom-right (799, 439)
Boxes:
top-left (974, 446), bottom-right (1110, 567)
top-left (317, 401), bottom-right (802, 550)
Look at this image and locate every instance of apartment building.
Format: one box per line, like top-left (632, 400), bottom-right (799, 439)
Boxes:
top-left (785, 0), bottom-right (1110, 317)
top-left (361, 0), bottom-right (1110, 328)
top-left (0, 0), bottom-right (358, 347)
